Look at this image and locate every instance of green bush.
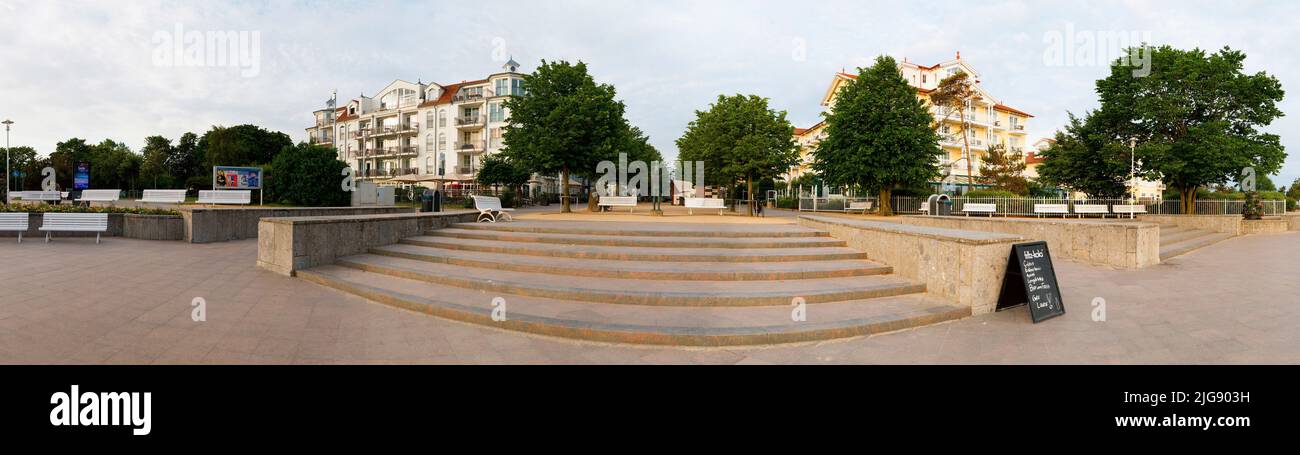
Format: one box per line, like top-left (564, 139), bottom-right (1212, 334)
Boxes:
top-left (0, 204), bottom-right (179, 216)
top-left (964, 189), bottom-right (1020, 198)
top-left (776, 196), bottom-right (798, 209)
top-left (267, 143), bottom-right (349, 207)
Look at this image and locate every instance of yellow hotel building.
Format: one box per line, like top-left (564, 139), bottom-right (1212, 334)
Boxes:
top-left (789, 52), bottom-right (1033, 190)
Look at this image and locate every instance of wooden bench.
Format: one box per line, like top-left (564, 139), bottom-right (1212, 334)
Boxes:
top-left (473, 195), bottom-right (514, 223)
top-left (196, 190), bottom-right (252, 205)
top-left (597, 196), bottom-right (637, 213)
top-left (845, 200), bottom-right (874, 215)
top-left (960, 203), bottom-right (997, 217)
top-left (18, 191), bottom-right (62, 203)
top-left (1033, 203), bottom-right (1070, 218)
top-left (77, 189), bottom-right (121, 206)
top-left (0, 212), bottom-right (29, 243)
top-left (1074, 204), bottom-right (1110, 218)
top-left (139, 189), bottom-right (188, 204)
top-left (1111, 204), bottom-right (1147, 218)
top-left (40, 212), bottom-right (109, 244)
top-left (684, 197), bottom-right (727, 215)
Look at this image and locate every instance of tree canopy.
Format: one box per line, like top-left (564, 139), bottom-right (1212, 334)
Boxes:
top-left (266, 143), bottom-right (348, 206)
top-left (1092, 45), bottom-right (1286, 212)
top-left (979, 143), bottom-right (1029, 195)
top-left (676, 94), bottom-right (799, 213)
top-left (810, 55), bottom-right (942, 215)
top-left (501, 60), bottom-right (627, 212)
top-left (1036, 113), bottom-right (1132, 198)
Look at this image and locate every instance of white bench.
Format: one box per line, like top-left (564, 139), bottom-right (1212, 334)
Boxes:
top-left (1033, 204), bottom-right (1070, 218)
top-left (139, 189), bottom-right (188, 204)
top-left (1074, 204), bottom-right (1110, 218)
top-left (196, 190), bottom-right (251, 205)
top-left (1112, 204), bottom-right (1147, 218)
top-left (685, 197), bottom-right (727, 215)
top-left (18, 191), bottom-right (62, 203)
top-left (77, 189), bottom-right (121, 206)
top-left (40, 212), bottom-right (109, 244)
top-left (597, 196), bottom-right (637, 213)
top-left (845, 200), bottom-right (874, 214)
top-left (0, 212), bottom-right (29, 243)
top-left (473, 195), bottom-right (514, 223)
top-left (961, 203), bottom-right (997, 217)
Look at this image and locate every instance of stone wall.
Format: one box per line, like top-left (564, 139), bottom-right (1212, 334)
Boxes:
top-left (0, 213), bottom-right (184, 241)
top-left (182, 206), bottom-right (413, 243)
top-left (874, 215), bottom-right (1159, 269)
top-left (1139, 214), bottom-right (1290, 236)
top-left (257, 211), bottom-right (478, 276)
top-left (799, 215), bottom-right (1025, 315)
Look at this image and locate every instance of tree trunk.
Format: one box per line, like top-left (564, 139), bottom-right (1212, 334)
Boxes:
top-left (561, 166), bottom-right (571, 213)
top-left (878, 188), bottom-right (893, 216)
top-left (746, 175), bottom-right (754, 216)
top-left (960, 109), bottom-right (972, 192)
top-left (1181, 186), bottom-right (1197, 215)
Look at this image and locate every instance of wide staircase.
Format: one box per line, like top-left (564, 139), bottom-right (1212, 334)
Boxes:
top-left (297, 220), bottom-right (969, 346)
top-left (1159, 224), bottom-right (1234, 261)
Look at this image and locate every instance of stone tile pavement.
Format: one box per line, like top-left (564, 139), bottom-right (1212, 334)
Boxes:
top-left (0, 231), bottom-right (1296, 364)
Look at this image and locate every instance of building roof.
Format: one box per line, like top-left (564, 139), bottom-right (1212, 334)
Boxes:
top-left (993, 104), bottom-right (1033, 118)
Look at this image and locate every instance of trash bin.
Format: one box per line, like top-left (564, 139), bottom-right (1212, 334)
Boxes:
top-left (421, 189), bottom-right (434, 212)
top-left (938, 199), bottom-right (953, 216)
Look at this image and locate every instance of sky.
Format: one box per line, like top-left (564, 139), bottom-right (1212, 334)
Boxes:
top-left (1, 0), bottom-right (1298, 186)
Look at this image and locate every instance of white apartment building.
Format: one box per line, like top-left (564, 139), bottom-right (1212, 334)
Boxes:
top-left (306, 59), bottom-right (542, 193)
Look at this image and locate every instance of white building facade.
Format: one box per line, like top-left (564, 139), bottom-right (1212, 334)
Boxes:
top-left (306, 59), bottom-right (535, 193)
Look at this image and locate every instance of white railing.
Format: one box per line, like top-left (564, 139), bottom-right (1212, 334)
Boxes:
top-left (796, 196), bottom-right (1287, 216)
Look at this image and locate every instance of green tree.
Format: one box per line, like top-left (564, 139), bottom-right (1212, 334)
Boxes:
top-left (1036, 114), bottom-right (1131, 198)
top-left (1092, 46), bottom-right (1286, 213)
top-left (979, 143), bottom-right (1030, 195)
top-left (49, 138), bottom-right (93, 189)
top-left (810, 56), bottom-right (942, 215)
top-left (502, 60), bottom-right (626, 212)
top-left (267, 143), bottom-right (348, 206)
top-left (1286, 178), bottom-right (1300, 201)
top-left (199, 124), bottom-right (293, 170)
top-left (476, 154), bottom-right (531, 194)
top-left (140, 135), bottom-right (175, 189)
top-left (167, 132), bottom-right (203, 187)
top-left (677, 94), bottom-right (799, 215)
top-left (2, 146), bottom-right (38, 191)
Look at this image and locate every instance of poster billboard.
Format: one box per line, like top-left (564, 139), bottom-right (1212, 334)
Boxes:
top-left (74, 162), bottom-right (90, 190)
top-left (213, 166), bottom-right (262, 190)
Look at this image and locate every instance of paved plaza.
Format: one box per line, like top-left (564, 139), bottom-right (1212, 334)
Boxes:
top-left (0, 219), bottom-right (1296, 364)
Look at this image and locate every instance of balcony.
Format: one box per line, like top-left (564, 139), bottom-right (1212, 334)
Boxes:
top-left (453, 93), bottom-right (485, 104)
top-left (359, 168), bottom-right (420, 179)
top-left (455, 140), bottom-right (486, 153)
top-left (451, 165), bottom-right (477, 177)
top-left (1009, 124), bottom-right (1027, 135)
top-left (373, 123), bottom-right (418, 136)
top-left (455, 116), bottom-right (486, 129)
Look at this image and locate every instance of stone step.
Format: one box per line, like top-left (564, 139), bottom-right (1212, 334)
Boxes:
top-left (298, 265), bottom-right (968, 346)
top-left (401, 236), bottom-right (869, 263)
top-left (1161, 228), bottom-right (1213, 244)
top-left (450, 220), bottom-right (829, 238)
top-left (332, 253), bottom-right (926, 306)
top-left (1160, 233), bottom-right (1235, 261)
top-left (369, 243), bottom-right (892, 281)
top-left (1159, 225), bottom-right (1192, 235)
top-left (424, 228), bottom-right (847, 249)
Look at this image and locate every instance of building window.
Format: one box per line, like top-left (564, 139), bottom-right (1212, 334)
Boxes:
top-left (512, 79), bottom-right (524, 95)
top-left (425, 134), bottom-right (434, 152)
top-left (489, 103), bottom-right (505, 122)
top-left (438, 109), bottom-right (446, 127)
top-left (438, 133), bottom-right (446, 151)
top-left (495, 78), bottom-right (508, 96)
top-left (425, 111), bottom-right (434, 129)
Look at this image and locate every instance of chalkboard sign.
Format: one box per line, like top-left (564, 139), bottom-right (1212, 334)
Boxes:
top-left (996, 241), bottom-right (1066, 323)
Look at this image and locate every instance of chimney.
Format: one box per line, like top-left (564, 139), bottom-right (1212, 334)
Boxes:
top-left (956, 51), bottom-right (961, 59)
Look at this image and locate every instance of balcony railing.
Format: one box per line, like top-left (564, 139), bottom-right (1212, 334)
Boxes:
top-left (453, 93), bottom-right (485, 103)
top-left (456, 116), bottom-right (486, 128)
top-left (360, 168), bottom-right (421, 178)
top-left (455, 140), bottom-right (486, 152)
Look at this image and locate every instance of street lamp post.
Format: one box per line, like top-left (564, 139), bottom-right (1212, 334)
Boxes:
top-left (1129, 137), bottom-right (1137, 219)
top-left (3, 119), bottom-right (13, 204)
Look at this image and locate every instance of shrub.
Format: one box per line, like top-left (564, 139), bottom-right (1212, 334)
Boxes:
top-left (0, 204), bottom-right (179, 216)
top-left (267, 143), bottom-right (349, 207)
top-left (776, 196), bottom-right (798, 209)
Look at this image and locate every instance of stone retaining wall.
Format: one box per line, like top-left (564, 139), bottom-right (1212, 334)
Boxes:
top-left (182, 206), bottom-right (413, 243)
top-left (1139, 214), bottom-right (1290, 236)
top-left (257, 211), bottom-right (478, 276)
top-left (799, 215), bottom-right (1025, 315)
top-left (0, 213), bottom-right (184, 241)
top-left (875, 215), bottom-right (1159, 269)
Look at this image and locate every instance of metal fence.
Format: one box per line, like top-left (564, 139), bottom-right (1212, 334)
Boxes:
top-left (800, 196), bottom-right (1288, 216)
